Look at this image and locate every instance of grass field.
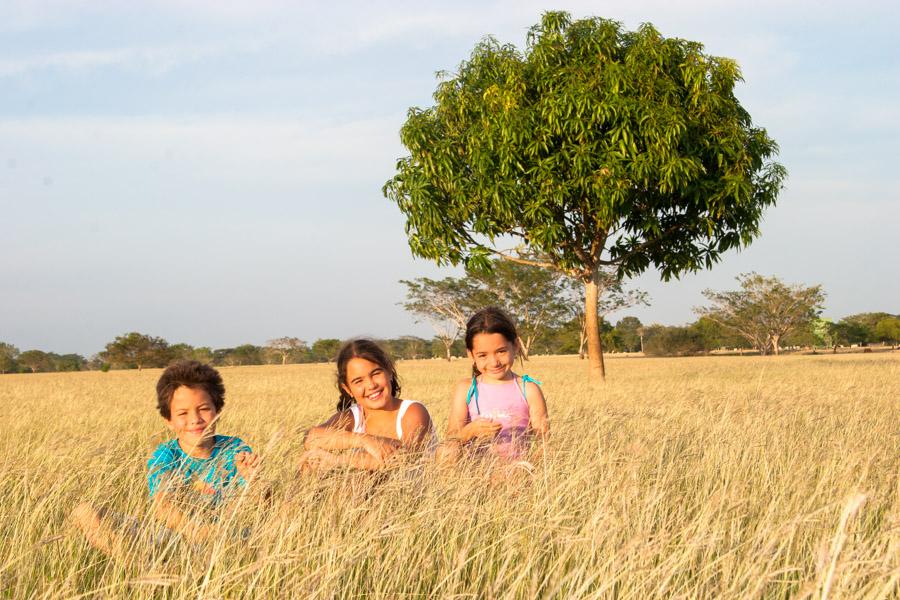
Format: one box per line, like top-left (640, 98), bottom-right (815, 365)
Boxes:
top-left (0, 353), bottom-right (897, 598)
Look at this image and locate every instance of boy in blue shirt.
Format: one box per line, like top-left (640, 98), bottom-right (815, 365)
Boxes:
top-left (71, 360), bottom-right (261, 560)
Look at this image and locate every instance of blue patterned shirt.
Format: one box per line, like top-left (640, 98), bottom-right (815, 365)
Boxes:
top-left (147, 435), bottom-right (250, 510)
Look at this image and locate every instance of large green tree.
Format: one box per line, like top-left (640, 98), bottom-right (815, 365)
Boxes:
top-left (384, 12), bottom-right (785, 382)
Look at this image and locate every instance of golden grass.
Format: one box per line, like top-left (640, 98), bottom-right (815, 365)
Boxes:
top-left (0, 354), bottom-right (897, 598)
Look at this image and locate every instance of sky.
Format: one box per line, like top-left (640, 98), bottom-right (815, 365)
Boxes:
top-left (1, 0), bottom-right (897, 356)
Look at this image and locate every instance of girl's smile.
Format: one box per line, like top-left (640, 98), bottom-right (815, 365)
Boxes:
top-left (342, 357), bottom-right (399, 411)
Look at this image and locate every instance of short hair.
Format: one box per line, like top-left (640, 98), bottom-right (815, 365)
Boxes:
top-left (156, 360), bottom-right (225, 420)
top-left (335, 339), bottom-right (401, 411)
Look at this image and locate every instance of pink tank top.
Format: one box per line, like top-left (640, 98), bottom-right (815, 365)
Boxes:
top-left (466, 375), bottom-right (538, 459)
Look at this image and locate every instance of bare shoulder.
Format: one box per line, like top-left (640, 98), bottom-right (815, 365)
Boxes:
top-left (401, 401), bottom-right (432, 426)
top-left (452, 377), bottom-right (473, 398)
top-left (523, 379), bottom-right (543, 395)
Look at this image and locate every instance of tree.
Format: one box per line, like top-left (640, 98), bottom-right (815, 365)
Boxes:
top-left (697, 273), bottom-right (825, 355)
top-left (17, 350), bottom-right (51, 373)
top-left (0, 342), bottom-right (19, 374)
top-left (874, 317), bottom-right (900, 348)
top-left (838, 312), bottom-right (895, 345)
top-left (310, 339), bottom-right (342, 363)
top-left (560, 272), bottom-right (647, 361)
top-left (101, 332), bottom-right (170, 370)
top-left (467, 259), bottom-right (570, 357)
top-left (225, 344), bottom-right (262, 366)
top-left (50, 353), bottom-right (86, 372)
top-left (615, 317), bottom-right (643, 353)
top-left (642, 324), bottom-right (705, 356)
top-left (266, 337), bottom-right (309, 365)
top-left (384, 12), bottom-right (785, 382)
top-left (399, 277), bottom-right (487, 360)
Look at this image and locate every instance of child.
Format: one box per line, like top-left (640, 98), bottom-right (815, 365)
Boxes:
top-left (439, 307), bottom-right (549, 463)
top-left (299, 339), bottom-right (435, 472)
top-left (70, 360), bottom-right (261, 561)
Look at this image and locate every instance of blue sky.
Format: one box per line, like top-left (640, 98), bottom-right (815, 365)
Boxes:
top-left (1, 0), bottom-right (897, 355)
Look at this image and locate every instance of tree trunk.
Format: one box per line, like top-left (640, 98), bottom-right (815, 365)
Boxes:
top-left (772, 334), bottom-right (780, 356)
top-left (444, 340), bottom-right (452, 361)
top-left (584, 278), bottom-right (606, 382)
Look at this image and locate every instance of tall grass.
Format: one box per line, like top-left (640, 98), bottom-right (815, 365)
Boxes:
top-left (0, 354), bottom-right (897, 598)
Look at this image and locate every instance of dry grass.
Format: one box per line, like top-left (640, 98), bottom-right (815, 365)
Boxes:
top-left (0, 353), bottom-right (897, 598)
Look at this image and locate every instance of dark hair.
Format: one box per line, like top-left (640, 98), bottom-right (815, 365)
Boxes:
top-left (335, 339), bottom-right (401, 411)
top-left (465, 307), bottom-right (519, 376)
top-left (156, 360), bottom-right (225, 420)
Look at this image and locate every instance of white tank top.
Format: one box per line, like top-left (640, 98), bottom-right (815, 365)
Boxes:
top-left (349, 399), bottom-right (437, 449)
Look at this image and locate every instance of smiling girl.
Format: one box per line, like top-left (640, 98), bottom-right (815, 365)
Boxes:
top-left (299, 339), bottom-right (436, 472)
top-left (438, 307), bottom-right (549, 464)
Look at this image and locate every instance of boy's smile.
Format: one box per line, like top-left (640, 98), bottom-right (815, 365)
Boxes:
top-left (166, 385), bottom-right (218, 457)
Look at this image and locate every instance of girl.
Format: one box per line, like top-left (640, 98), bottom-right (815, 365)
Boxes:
top-left (300, 339), bottom-right (436, 472)
top-left (440, 307), bottom-right (549, 463)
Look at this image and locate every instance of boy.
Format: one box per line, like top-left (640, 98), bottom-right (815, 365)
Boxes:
top-left (70, 360), bottom-right (261, 561)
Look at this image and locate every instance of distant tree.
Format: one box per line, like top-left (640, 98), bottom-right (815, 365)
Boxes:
top-left (101, 332), bottom-right (170, 370)
top-left (384, 11), bottom-right (785, 382)
top-left (838, 312), bottom-right (895, 345)
top-left (400, 277), bottom-right (487, 361)
top-left (0, 342), bottom-right (19, 374)
top-left (832, 319), bottom-right (870, 347)
top-left (614, 317), bottom-right (643, 353)
top-left (642, 325), bottom-right (705, 357)
top-left (310, 339), bottom-right (343, 363)
top-left (697, 273), bottom-right (824, 355)
top-left (266, 337), bottom-right (309, 365)
top-left (467, 259), bottom-right (570, 358)
top-left (51, 353), bottom-right (86, 372)
top-left (17, 350), bottom-right (51, 373)
top-left (168, 343), bottom-right (196, 361)
top-left (225, 344), bottom-right (263, 366)
top-left (874, 317), bottom-right (900, 347)
top-left (191, 347), bottom-right (215, 364)
top-left (384, 336), bottom-right (430, 360)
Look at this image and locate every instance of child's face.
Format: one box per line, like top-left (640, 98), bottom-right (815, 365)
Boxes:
top-left (341, 357), bottom-right (396, 411)
top-left (469, 332), bottom-right (517, 381)
top-left (166, 385), bottom-right (218, 450)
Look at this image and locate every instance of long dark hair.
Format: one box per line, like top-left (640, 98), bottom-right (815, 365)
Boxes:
top-left (464, 307), bottom-right (519, 377)
top-left (335, 339), bottom-right (401, 411)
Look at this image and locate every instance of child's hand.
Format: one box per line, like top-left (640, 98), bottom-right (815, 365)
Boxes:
top-left (235, 451), bottom-right (261, 481)
top-left (463, 418), bottom-right (502, 442)
top-left (360, 436), bottom-right (400, 464)
top-left (298, 448), bottom-right (341, 473)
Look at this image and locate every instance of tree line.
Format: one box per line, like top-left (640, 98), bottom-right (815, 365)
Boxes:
top-left (2, 270), bottom-right (896, 374)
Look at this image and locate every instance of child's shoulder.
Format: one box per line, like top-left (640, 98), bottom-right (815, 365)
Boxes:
top-left (213, 435), bottom-right (251, 455)
top-left (453, 377), bottom-right (475, 395)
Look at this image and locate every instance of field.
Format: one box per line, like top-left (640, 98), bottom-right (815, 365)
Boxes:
top-left (0, 353), bottom-right (897, 598)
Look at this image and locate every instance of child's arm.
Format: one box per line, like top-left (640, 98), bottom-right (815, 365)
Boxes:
top-left (151, 492), bottom-right (218, 543)
top-left (524, 380), bottom-right (549, 459)
top-left (399, 402), bottom-right (433, 450)
top-left (524, 380), bottom-right (549, 435)
top-left (445, 379), bottom-right (501, 444)
top-left (304, 410), bottom-right (400, 465)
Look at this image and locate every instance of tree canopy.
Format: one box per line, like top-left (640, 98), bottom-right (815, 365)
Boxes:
top-left (697, 273), bottom-right (825, 355)
top-left (384, 11), bottom-right (785, 381)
